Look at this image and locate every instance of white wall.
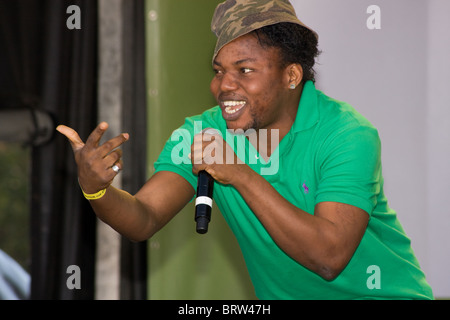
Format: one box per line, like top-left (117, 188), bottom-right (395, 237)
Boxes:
top-left (425, 0), bottom-right (450, 299)
top-left (292, 0), bottom-right (450, 298)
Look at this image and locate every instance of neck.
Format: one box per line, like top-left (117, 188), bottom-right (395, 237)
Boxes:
top-left (251, 83), bottom-right (304, 160)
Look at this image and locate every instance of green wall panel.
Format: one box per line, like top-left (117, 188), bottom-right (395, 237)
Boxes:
top-left (145, 0), bottom-right (257, 300)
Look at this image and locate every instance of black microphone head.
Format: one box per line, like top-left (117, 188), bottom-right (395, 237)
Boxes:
top-left (196, 216), bottom-right (209, 234)
top-left (195, 170), bottom-right (214, 234)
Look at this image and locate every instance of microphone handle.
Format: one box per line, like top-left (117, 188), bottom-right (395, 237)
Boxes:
top-left (195, 170), bottom-right (214, 234)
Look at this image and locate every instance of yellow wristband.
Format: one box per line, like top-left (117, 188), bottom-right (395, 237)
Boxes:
top-left (81, 187), bottom-right (107, 200)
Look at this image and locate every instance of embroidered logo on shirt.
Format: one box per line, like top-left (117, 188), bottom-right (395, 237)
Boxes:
top-left (302, 181), bottom-right (309, 194)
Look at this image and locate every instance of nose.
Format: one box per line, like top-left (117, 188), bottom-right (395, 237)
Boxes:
top-left (219, 72), bottom-right (238, 92)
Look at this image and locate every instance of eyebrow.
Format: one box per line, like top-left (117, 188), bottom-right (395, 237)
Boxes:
top-left (213, 58), bottom-right (257, 67)
top-left (234, 58), bottom-right (257, 65)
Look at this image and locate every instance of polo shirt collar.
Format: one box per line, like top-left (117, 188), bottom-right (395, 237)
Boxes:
top-left (291, 80), bottom-right (320, 133)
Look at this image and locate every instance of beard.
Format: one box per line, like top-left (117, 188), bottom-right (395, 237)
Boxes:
top-left (226, 107), bottom-right (262, 132)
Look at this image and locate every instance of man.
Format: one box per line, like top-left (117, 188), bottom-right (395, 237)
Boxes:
top-left (57, 0), bottom-right (433, 299)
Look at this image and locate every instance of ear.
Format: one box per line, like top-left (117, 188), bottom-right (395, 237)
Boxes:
top-left (286, 63), bottom-right (303, 90)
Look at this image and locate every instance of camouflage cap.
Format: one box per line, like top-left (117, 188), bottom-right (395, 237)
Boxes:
top-left (211, 0), bottom-right (318, 62)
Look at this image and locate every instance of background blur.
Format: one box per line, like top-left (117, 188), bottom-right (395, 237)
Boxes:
top-left (0, 0), bottom-right (448, 299)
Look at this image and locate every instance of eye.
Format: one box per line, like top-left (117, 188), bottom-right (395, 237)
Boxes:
top-left (241, 68), bottom-right (253, 74)
top-left (213, 68), bottom-right (223, 76)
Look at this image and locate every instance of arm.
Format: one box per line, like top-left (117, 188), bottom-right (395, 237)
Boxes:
top-left (232, 168), bottom-right (368, 280)
top-left (191, 131), bottom-right (369, 281)
top-left (57, 122), bottom-right (194, 242)
top-left (90, 171), bottom-right (194, 242)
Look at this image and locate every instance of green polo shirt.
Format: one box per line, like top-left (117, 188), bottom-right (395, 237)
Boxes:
top-left (154, 81), bottom-right (433, 300)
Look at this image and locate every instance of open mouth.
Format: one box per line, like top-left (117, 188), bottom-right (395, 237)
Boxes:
top-left (221, 100), bottom-right (246, 121)
top-left (223, 100), bottom-right (246, 114)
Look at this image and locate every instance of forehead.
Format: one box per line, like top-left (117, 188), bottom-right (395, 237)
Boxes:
top-left (214, 33), bottom-right (282, 65)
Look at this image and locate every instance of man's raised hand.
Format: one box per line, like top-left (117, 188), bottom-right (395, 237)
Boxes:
top-left (56, 122), bottom-right (129, 195)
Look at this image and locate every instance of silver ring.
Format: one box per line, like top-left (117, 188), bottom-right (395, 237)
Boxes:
top-left (111, 164), bottom-right (120, 173)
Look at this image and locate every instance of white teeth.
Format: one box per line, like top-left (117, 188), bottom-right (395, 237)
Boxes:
top-left (223, 101), bottom-right (245, 114)
top-left (223, 100), bottom-right (245, 107)
top-left (225, 106), bottom-right (238, 114)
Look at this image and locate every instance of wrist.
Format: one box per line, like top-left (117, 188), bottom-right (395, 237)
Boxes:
top-left (81, 187), bottom-right (107, 200)
top-left (230, 164), bottom-right (255, 189)
top-left (78, 178), bottom-right (107, 200)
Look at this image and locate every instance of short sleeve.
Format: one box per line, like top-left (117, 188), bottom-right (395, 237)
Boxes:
top-left (314, 125), bottom-right (382, 215)
top-left (153, 119), bottom-right (197, 191)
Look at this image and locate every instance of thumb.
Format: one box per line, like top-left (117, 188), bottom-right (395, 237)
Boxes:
top-left (56, 125), bottom-right (85, 151)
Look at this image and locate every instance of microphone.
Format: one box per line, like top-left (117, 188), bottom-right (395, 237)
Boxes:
top-left (195, 170), bottom-right (214, 234)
